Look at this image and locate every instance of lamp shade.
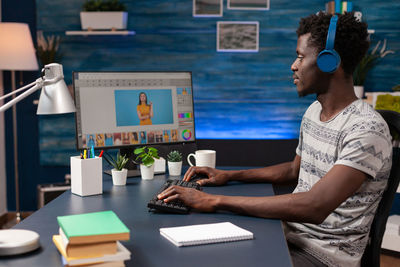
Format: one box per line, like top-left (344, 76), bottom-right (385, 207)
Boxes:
top-left (0, 23), bottom-right (39, 71)
top-left (37, 63), bottom-right (76, 114)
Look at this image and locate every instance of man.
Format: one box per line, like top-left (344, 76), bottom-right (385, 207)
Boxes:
top-left (158, 12), bottom-right (392, 267)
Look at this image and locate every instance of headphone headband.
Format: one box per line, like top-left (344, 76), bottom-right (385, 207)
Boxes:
top-left (326, 15), bottom-right (338, 50)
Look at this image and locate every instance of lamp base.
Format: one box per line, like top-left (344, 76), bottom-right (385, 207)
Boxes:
top-left (0, 229), bottom-right (40, 256)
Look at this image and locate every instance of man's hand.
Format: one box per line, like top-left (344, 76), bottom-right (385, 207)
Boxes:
top-left (183, 166), bottom-right (230, 186)
top-left (157, 186), bottom-right (218, 212)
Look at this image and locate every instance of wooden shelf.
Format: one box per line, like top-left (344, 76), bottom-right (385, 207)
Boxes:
top-left (65, 30), bottom-right (135, 36)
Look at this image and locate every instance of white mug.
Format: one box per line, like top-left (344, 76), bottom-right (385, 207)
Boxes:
top-left (187, 150), bottom-right (216, 168)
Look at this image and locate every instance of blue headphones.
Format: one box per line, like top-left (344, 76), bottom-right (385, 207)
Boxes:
top-left (317, 15), bottom-right (341, 73)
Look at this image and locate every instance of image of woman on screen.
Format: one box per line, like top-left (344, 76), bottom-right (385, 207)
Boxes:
top-left (137, 92), bottom-right (153, 125)
top-left (140, 131), bottom-right (147, 144)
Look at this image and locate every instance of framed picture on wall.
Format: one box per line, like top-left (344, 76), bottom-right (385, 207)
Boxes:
top-left (193, 0), bottom-right (223, 17)
top-left (228, 0), bottom-right (270, 10)
top-left (217, 21), bottom-right (259, 52)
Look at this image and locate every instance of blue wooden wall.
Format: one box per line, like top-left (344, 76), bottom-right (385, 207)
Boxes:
top-left (36, 0), bottom-right (400, 165)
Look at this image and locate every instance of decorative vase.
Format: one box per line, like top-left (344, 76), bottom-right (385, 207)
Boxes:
top-left (111, 168), bottom-right (128, 186)
top-left (140, 164), bottom-right (155, 180)
top-left (80, 12), bottom-right (128, 30)
top-left (354, 85), bottom-right (364, 99)
top-left (168, 161), bottom-right (182, 176)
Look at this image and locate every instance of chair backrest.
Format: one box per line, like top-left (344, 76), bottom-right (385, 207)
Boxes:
top-left (361, 109), bottom-right (400, 267)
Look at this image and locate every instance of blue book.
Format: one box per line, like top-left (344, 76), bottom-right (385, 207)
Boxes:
top-left (347, 1), bottom-right (353, 12)
top-left (335, 0), bottom-right (342, 14)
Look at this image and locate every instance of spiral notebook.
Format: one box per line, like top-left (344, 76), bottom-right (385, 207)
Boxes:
top-left (159, 222), bottom-right (254, 247)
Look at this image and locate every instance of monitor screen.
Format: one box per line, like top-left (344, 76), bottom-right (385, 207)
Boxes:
top-left (73, 71), bottom-right (196, 150)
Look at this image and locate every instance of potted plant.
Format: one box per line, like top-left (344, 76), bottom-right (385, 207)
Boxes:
top-left (103, 152), bottom-right (129, 185)
top-left (167, 150), bottom-right (183, 176)
top-left (80, 0), bottom-right (128, 30)
top-left (353, 39), bottom-right (394, 98)
top-left (36, 31), bottom-right (62, 67)
top-left (134, 146), bottom-right (160, 180)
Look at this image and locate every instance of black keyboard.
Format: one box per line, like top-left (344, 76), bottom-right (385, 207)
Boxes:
top-left (147, 179), bottom-right (202, 214)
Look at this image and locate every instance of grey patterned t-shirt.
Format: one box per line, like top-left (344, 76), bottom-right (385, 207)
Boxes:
top-left (284, 99), bottom-right (392, 267)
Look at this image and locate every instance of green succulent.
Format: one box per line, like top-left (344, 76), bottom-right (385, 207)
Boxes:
top-left (167, 150), bottom-right (182, 162)
top-left (134, 146), bottom-right (160, 167)
top-left (83, 0), bottom-right (127, 12)
top-left (103, 152), bottom-right (129, 171)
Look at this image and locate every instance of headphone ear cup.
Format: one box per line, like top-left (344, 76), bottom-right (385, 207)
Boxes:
top-left (317, 49), bottom-right (341, 73)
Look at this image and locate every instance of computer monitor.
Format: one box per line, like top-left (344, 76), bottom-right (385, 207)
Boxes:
top-left (73, 71), bottom-right (196, 175)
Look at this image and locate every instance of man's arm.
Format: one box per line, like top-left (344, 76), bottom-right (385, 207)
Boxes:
top-left (183, 155), bottom-right (301, 186)
top-left (159, 164), bottom-right (367, 224)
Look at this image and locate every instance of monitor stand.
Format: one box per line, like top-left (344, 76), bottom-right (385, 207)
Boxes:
top-left (103, 168), bottom-right (142, 178)
top-left (103, 148), bottom-right (143, 178)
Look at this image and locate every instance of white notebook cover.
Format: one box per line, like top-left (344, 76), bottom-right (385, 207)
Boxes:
top-left (160, 222), bottom-right (254, 247)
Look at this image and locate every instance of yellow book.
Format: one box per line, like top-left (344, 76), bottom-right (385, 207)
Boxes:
top-left (53, 235), bottom-right (131, 266)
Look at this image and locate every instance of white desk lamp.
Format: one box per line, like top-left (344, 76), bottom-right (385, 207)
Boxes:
top-left (0, 63), bottom-right (76, 114)
top-left (0, 23), bottom-right (75, 255)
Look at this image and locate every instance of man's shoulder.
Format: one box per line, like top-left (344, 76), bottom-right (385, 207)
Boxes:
top-left (303, 101), bottom-right (321, 117)
top-left (343, 99), bottom-right (377, 117)
top-left (344, 100), bottom-right (388, 129)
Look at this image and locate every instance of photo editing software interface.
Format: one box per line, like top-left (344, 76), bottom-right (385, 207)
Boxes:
top-left (73, 72), bottom-right (195, 150)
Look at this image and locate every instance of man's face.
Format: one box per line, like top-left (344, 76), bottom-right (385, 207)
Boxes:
top-left (291, 33), bottom-right (323, 97)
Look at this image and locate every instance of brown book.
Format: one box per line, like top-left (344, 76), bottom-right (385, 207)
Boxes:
top-left (326, 1), bottom-right (335, 15)
top-left (60, 228), bottom-right (117, 257)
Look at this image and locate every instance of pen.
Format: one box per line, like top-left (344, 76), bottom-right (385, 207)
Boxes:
top-left (99, 150), bottom-right (104, 158)
top-left (91, 145), bottom-right (95, 158)
top-left (80, 153), bottom-right (83, 159)
top-left (83, 149), bottom-right (87, 159)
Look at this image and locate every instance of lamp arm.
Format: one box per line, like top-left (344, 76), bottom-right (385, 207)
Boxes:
top-left (0, 81), bottom-right (43, 113)
top-left (0, 79), bottom-right (40, 101)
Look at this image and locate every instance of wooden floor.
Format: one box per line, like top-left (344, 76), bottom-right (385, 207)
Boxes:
top-left (381, 251), bottom-right (400, 267)
top-left (1, 212), bottom-right (399, 266)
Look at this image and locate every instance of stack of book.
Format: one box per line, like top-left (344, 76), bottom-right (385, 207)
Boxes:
top-left (52, 211), bottom-right (131, 267)
top-left (325, 1), bottom-right (354, 15)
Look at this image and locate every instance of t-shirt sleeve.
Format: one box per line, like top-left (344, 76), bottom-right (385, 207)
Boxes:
top-left (296, 119), bottom-right (304, 156)
top-left (335, 129), bottom-right (392, 178)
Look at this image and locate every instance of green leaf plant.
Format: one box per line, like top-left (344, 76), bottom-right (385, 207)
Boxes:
top-left (133, 146), bottom-right (160, 167)
top-left (353, 39), bottom-right (395, 86)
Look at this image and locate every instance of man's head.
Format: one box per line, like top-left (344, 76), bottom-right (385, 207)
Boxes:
top-left (292, 12), bottom-right (369, 97)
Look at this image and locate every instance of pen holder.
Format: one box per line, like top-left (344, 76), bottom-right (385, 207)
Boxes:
top-left (70, 156), bottom-right (103, 197)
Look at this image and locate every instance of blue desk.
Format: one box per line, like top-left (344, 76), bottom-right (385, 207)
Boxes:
top-left (6, 172), bottom-right (292, 267)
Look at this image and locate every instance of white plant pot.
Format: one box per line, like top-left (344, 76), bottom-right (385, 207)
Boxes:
top-left (111, 168), bottom-right (128, 186)
top-left (168, 161), bottom-right (182, 176)
top-left (354, 85), bottom-right (364, 99)
top-left (80, 12), bottom-right (128, 30)
top-left (140, 164), bottom-right (155, 180)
